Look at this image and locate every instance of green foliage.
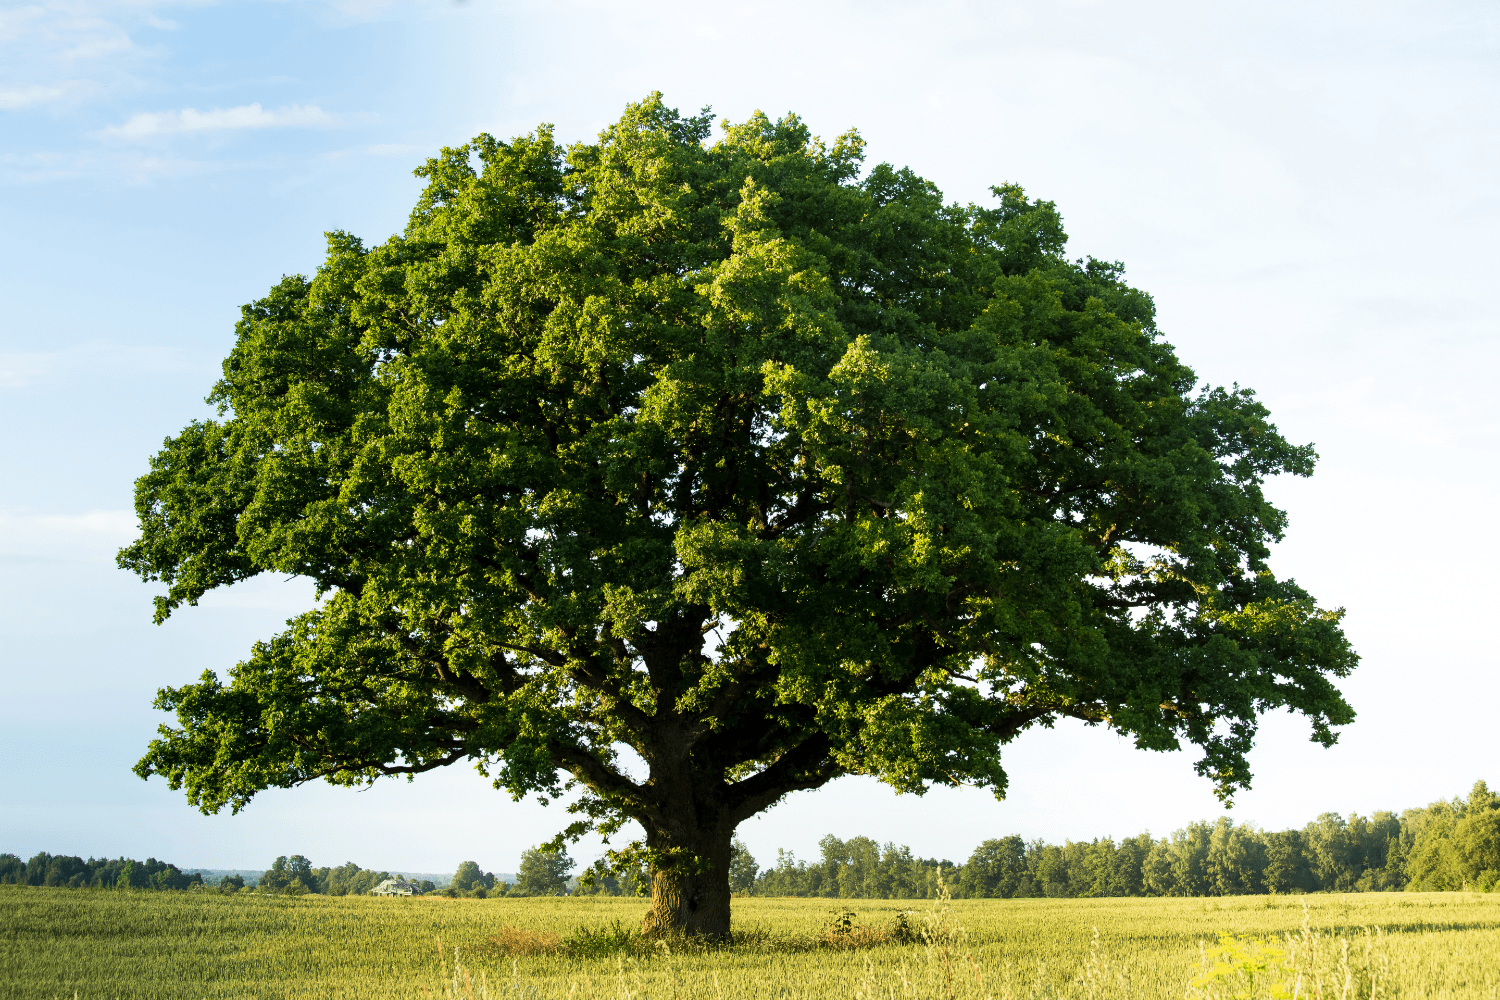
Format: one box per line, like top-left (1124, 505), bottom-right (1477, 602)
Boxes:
top-left (121, 94), bottom-right (1355, 921)
top-left (744, 779), bottom-right (1500, 900)
top-left (318, 862), bottom-right (394, 896)
top-left (452, 861), bottom-right (483, 892)
top-left (259, 855), bottom-right (319, 894)
top-left (1403, 780), bottom-right (1500, 891)
top-left (516, 846), bottom-right (575, 896)
top-left (571, 866), bottom-right (647, 898)
top-left (755, 838), bottom-right (958, 899)
top-left (958, 835), bottom-right (1035, 899)
top-left (728, 838), bottom-right (759, 893)
top-left (451, 860), bottom-right (495, 894)
top-left (0, 852), bottom-right (203, 891)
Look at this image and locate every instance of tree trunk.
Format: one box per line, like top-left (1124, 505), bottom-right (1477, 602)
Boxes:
top-left (640, 820), bottom-right (735, 938)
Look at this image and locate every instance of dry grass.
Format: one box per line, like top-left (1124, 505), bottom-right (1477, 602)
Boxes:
top-left (487, 926), bottom-right (563, 958)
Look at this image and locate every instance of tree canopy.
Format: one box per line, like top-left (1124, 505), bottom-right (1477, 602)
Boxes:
top-left (122, 93), bottom-right (1356, 935)
top-left (515, 846), bottom-right (575, 896)
top-left (450, 860), bottom-right (495, 894)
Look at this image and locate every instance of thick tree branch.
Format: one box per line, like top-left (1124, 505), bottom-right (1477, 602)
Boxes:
top-left (723, 733), bottom-right (841, 824)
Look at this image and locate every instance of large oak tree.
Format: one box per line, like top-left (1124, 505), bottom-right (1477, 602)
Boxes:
top-left (122, 95), bottom-right (1356, 936)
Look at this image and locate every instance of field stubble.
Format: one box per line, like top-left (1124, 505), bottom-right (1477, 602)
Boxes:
top-left (1, 886), bottom-right (1497, 999)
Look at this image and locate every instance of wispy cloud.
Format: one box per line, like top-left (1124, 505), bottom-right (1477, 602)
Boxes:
top-left (0, 83), bottom-right (67, 108)
top-left (99, 102), bottom-right (343, 141)
top-left (0, 341), bottom-right (200, 387)
top-left (319, 142), bottom-right (422, 163)
top-left (0, 76), bottom-right (96, 109)
top-left (0, 2), bottom-right (163, 123)
top-left (1, 146), bottom-right (239, 185)
top-left (59, 28), bottom-right (132, 62)
top-left (0, 507), bottom-right (138, 562)
top-left (0, 351), bottom-right (55, 388)
top-left (0, 2), bottom-right (137, 61)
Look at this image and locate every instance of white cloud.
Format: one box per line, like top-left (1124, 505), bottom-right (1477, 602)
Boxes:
top-left (59, 26), bottom-right (132, 61)
top-left (0, 5), bottom-right (52, 47)
top-left (0, 2), bottom-right (171, 122)
top-left (0, 83), bottom-right (67, 108)
top-left (0, 351), bottom-right (55, 387)
top-left (0, 507), bottom-right (138, 562)
top-left (318, 142), bottom-right (422, 163)
top-left (99, 102), bottom-right (344, 141)
top-left (1, 146), bottom-right (231, 184)
top-left (327, 0), bottom-right (402, 18)
top-left (361, 142), bottom-right (421, 156)
top-left (0, 2), bottom-right (136, 61)
top-left (0, 341), bottom-right (199, 386)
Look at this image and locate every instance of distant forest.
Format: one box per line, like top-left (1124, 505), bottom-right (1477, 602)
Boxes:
top-left (744, 780), bottom-right (1500, 899)
top-left (0, 852), bottom-right (433, 895)
top-left (5, 781), bottom-right (1496, 898)
top-left (0, 855), bottom-right (204, 891)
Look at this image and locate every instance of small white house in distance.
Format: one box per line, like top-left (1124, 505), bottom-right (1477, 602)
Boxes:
top-left (371, 878), bottom-right (420, 896)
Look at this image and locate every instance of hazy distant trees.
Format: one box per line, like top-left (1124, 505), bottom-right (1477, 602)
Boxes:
top-left (252, 857), bottom-right (404, 896)
top-left (740, 781), bottom-right (1500, 899)
top-left (452, 861), bottom-right (485, 892)
top-left (513, 847), bottom-right (574, 896)
top-left (450, 861), bottom-right (496, 895)
top-left (259, 855), bottom-right (317, 894)
top-left (315, 863), bottom-right (394, 896)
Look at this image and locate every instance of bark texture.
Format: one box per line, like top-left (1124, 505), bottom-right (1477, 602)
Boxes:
top-left (640, 823), bottom-right (735, 938)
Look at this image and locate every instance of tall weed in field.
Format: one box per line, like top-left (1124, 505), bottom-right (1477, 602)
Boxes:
top-left (1188, 902), bottom-right (1393, 1000)
top-left (428, 936), bottom-right (544, 1000)
top-left (850, 882), bottom-right (1144, 1000)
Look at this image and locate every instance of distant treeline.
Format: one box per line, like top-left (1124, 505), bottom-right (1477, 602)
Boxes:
top-left (0, 854), bottom-right (204, 890)
top-left (7, 781), bottom-right (1496, 899)
top-left (0, 853), bottom-right (418, 895)
top-left (746, 781), bottom-right (1500, 898)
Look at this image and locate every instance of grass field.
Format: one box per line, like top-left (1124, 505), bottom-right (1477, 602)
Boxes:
top-left (2, 886), bottom-right (1497, 999)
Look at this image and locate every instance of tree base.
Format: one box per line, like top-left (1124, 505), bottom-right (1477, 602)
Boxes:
top-left (639, 833), bottom-right (734, 938)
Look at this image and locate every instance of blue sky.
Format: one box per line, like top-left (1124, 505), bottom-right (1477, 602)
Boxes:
top-left (2, 0), bottom-right (1497, 878)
